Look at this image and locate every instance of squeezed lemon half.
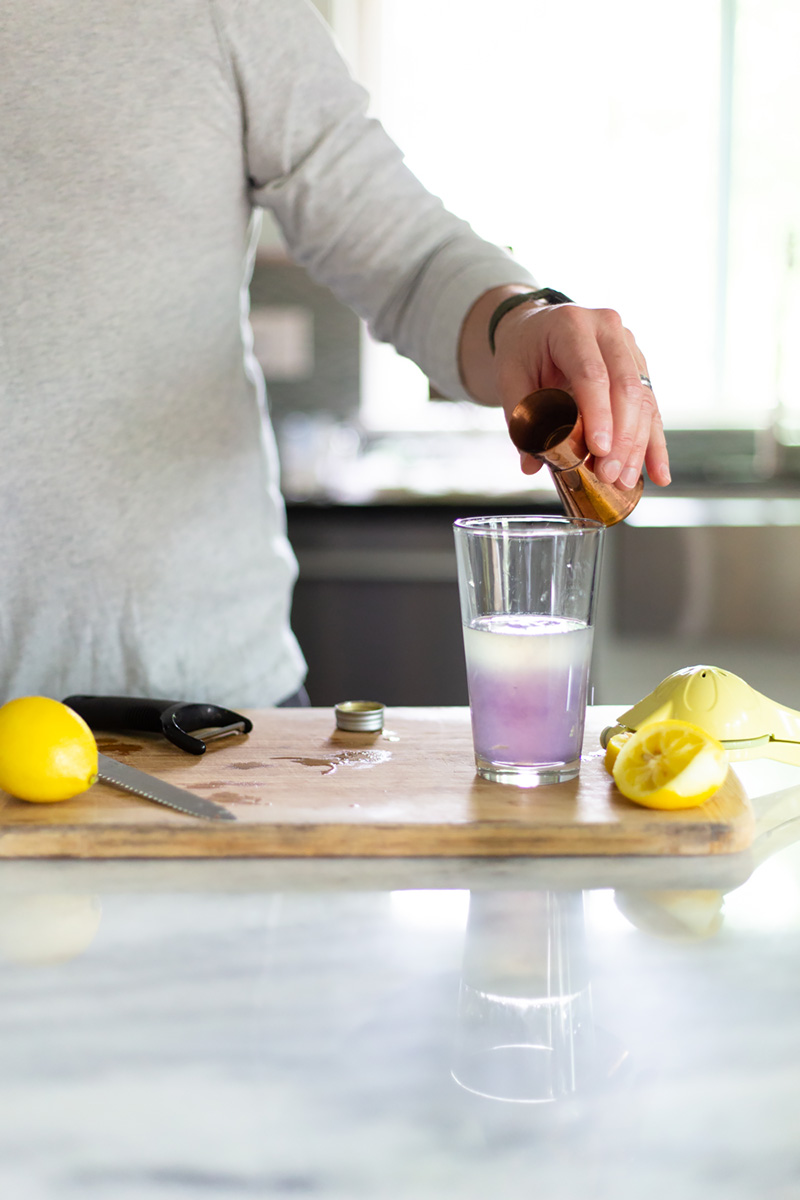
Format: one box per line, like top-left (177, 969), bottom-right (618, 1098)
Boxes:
top-left (0, 697), bottom-right (98, 802)
top-left (612, 718), bottom-right (727, 810)
top-left (603, 730), bottom-right (633, 774)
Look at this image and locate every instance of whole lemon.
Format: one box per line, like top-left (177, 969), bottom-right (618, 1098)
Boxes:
top-left (0, 697), bottom-right (98, 802)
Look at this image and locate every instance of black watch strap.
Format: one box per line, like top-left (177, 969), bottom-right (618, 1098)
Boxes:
top-left (488, 288), bottom-right (573, 354)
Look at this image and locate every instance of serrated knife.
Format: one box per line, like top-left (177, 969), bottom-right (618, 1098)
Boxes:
top-left (97, 754), bottom-right (236, 822)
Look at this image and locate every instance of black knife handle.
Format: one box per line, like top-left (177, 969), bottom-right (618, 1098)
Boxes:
top-left (63, 695), bottom-right (172, 735)
top-left (62, 695), bottom-right (253, 755)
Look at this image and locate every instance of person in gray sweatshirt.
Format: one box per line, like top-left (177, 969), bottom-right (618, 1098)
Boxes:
top-left (0, 0), bottom-right (669, 706)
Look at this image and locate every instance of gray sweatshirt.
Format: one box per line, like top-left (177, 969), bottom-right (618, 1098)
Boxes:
top-left (0, 0), bottom-right (534, 706)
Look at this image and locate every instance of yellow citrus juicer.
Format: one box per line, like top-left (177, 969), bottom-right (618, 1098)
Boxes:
top-left (600, 665), bottom-right (800, 767)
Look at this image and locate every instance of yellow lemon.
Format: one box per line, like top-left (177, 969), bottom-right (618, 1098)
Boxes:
top-left (603, 730), bottom-right (633, 774)
top-left (612, 718), bottom-right (727, 810)
top-left (0, 697), bottom-right (98, 802)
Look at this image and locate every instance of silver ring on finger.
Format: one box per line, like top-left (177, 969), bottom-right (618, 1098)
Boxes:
top-left (639, 373), bottom-right (654, 390)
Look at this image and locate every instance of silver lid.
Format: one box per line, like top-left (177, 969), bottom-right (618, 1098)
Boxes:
top-left (335, 701), bottom-right (385, 732)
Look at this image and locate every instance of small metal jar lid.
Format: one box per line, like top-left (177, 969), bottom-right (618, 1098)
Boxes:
top-left (335, 701), bottom-right (385, 732)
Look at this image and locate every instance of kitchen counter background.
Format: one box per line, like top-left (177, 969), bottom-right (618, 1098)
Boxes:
top-left (285, 484), bottom-right (800, 714)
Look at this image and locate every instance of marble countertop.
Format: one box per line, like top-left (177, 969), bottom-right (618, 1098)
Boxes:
top-left (3, 764), bottom-right (800, 1198)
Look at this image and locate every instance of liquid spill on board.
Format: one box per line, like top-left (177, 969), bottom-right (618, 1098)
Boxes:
top-left (275, 727), bottom-right (400, 774)
top-left (187, 740), bottom-right (395, 805)
top-left (96, 727), bottom-right (398, 809)
top-left (275, 749), bottom-right (393, 775)
top-left (96, 739), bottom-right (145, 758)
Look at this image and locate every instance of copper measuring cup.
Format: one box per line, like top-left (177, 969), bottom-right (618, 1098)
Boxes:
top-left (508, 388), bottom-right (643, 526)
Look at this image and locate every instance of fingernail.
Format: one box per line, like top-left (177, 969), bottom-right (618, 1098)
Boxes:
top-left (620, 467), bottom-right (639, 488)
top-left (601, 459), bottom-right (621, 481)
top-left (594, 431), bottom-right (612, 454)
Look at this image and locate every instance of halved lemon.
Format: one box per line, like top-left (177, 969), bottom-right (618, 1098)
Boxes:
top-left (603, 730), bottom-right (633, 774)
top-left (612, 718), bottom-right (727, 810)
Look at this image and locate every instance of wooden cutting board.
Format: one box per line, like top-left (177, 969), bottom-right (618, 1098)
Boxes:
top-left (0, 707), bottom-right (754, 858)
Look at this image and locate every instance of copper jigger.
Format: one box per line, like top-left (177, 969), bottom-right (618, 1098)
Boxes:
top-left (508, 388), bottom-right (643, 526)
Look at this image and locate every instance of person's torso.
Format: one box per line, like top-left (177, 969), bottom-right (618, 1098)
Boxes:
top-left (0, 0), bottom-right (305, 705)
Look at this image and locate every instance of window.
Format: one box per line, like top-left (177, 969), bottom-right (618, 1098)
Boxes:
top-left (330, 0), bottom-right (800, 433)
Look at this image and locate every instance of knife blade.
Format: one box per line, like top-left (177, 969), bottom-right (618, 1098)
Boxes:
top-left (97, 753), bottom-right (236, 822)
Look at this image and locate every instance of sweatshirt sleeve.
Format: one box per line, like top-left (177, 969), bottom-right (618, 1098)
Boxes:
top-left (213, 0), bottom-right (536, 399)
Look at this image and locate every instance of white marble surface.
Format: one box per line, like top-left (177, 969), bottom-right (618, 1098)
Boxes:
top-left (2, 822), bottom-right (800, 1197)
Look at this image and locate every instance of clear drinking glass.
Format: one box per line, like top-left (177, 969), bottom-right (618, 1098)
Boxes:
top-left (453, 515), bottom-right (604, 786)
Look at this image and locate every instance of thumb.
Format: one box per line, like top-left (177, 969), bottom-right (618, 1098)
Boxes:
top-left (520, 454), bottom-right (545, 476)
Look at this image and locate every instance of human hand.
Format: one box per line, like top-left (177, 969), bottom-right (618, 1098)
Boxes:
top-left (492, 299), bottom-right (670, 488)
top-left (459, 287), bottom-right (670, 488)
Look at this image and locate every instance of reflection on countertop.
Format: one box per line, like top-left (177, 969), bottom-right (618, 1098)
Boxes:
top-left (3, 821), bottom-right (800, 1198)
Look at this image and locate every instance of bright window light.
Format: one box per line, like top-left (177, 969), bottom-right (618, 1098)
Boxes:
top-left (344, 0), bottom-right (799, 431)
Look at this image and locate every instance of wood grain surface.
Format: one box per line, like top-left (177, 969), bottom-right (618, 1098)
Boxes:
top-left (0, 707), bottom-right (754, 858)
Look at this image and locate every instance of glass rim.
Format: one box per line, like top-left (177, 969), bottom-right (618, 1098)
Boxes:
top-left (453, 514), bottom-right (604, 536)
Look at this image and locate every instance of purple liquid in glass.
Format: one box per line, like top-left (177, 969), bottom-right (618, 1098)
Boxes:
top-left (463, 614), bottom-right (594, 770)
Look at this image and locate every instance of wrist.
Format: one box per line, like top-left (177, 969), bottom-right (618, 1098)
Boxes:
top-left (488, 288), bottom-right (573, 354)
top-left (458, 284), bottom-right (536, 405)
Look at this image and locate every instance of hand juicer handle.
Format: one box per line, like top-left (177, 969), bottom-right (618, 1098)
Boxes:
top-left (600, 723), bottom-right (628, 748)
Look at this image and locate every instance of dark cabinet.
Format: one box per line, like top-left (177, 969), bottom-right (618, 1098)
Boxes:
top-left (286, 501), bottom-right (559, 706)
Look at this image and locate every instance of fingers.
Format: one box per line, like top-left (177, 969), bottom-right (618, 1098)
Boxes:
top-left (493, 301), bottom-right (671, 488)
top-left (597, 379), bottom-right (669, 489)
top-left (590, 315), bottom-right (647, 484)
top-left (520, 453), bottom-right (544, 476)
top-left (598, 379), bottom-right (670, 489)
top-left (552, 309), bottom-right (671, 488)
top-left (642, 405), bottom-right (670, 486)
top-left (542, 309), bottom-right (615, 459)
top-left (620, 333), bottom-right (670, 487)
